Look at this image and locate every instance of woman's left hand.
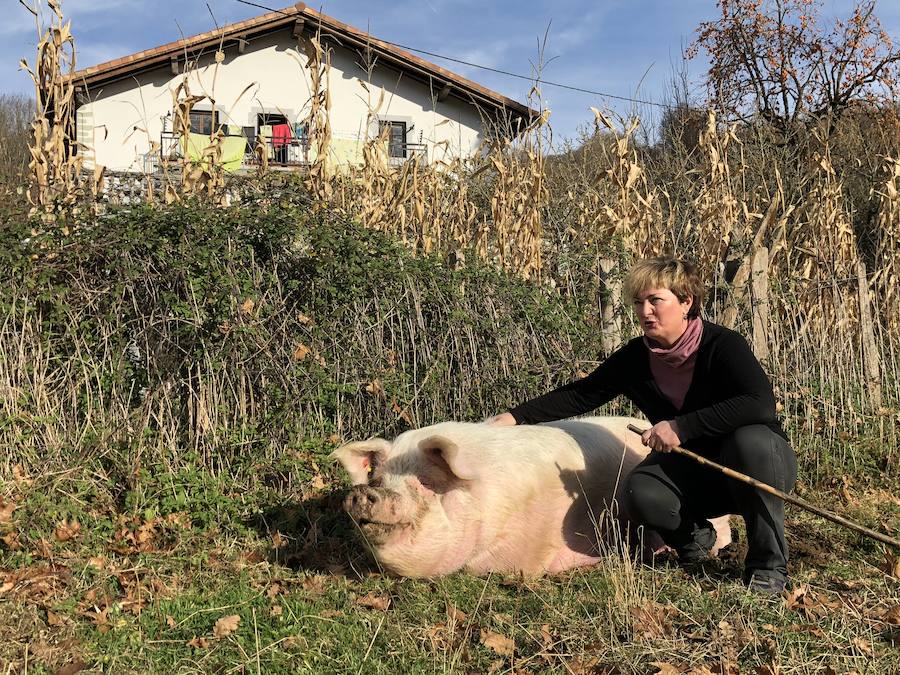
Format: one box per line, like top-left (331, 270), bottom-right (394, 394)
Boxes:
top-left (640, 420), bottom-right (682, 453)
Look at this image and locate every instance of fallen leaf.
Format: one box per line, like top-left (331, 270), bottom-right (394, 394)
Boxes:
top-left (357, 592), bottom-right (391, 611)
top-left (293, 343), bottom-right (311, 361)
top-left (213, 614), bottom-right (240, 638)
top-left (0, 499), bottom-right (17, 524)
top-left (46, 610), bottom-right (64, 626)
top-left (54, 519), bottom-right (81, 542)
top-left (240, 298), bottom-right (255, 315)
top-left (1, 532), bottom-right (22, 550)
top-left (56, 662), bottom-right (87, 675)
top-left (319, 609), bottom-right (342, 618)
top-left (266, 583), bottom-right (282, 598)
top-left (880, 604), bottom-right (900, 625)
top-left (630, 601), bottom-right (675, 639)
top-left (365, 379), bottom-right (384, 396)
top-left (12, 465), bottom-right (32, 485)
top-left (447, 603), bottom-right (468, 624)
top-left (480, 629), bottom-right (514, 657)
top-left (187, 636), bottom-right (209, 649)
top-left (650, 663), bottom-right (682, 675)
top-left (302, 575), bottom-right (326, 596)
top-left (270, 604), bottom-right (283, 617)
top-left (272, 531), bottom-right (286, 549)
top-left (166, 615), bottom-right (177, 628)
top-left (884, 550), bottom-right (900, 579)
top-left (298, 313), bottom-right (313, 325)
top-left (851, 637), bottom-right (873, 656)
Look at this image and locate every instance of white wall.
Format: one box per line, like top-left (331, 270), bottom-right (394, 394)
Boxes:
top-left (77, 29), bottom-right (495, 172)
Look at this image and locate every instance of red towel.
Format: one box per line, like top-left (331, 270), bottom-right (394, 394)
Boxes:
top-left (271, 123), bottom-right (292, 148)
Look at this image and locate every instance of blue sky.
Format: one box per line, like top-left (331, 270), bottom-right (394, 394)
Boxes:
top-left (3, 0), bottom-right (898, 145)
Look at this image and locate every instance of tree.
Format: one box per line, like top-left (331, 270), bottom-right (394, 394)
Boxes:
top-left (689, 0), bottom-right (899, 133)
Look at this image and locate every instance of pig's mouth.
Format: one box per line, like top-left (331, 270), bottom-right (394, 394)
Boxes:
top-left (344, 486), bottom-right (418, 544)
top-left (355, 517), bottom-right (413, 544)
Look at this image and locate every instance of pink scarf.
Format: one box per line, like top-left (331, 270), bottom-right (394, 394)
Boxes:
top-left (644, 317), bottom-right (703, 410)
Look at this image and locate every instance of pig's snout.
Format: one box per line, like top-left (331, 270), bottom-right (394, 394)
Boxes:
top-left (347, 486), bottom-right (382, 512)
top-left (344, 485), bottom-right (404, 525)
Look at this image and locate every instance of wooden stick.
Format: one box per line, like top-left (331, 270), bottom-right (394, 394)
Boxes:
top-left (625, 423), bottom-right (900, 549)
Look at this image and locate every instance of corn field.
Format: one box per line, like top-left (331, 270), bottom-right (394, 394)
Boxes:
top-left (17, 1), bottom-right (900, 467)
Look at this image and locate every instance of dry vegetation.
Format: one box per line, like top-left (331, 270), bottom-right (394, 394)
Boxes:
top-left (1, 1), bottom-right (899, 672)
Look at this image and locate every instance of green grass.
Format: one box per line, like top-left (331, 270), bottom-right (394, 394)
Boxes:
top-left (2, 457), bottom-right (898, 674)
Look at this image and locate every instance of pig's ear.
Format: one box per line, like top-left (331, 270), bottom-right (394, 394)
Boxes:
top-left (418, 435), bottom-right (478, 481)
top-left (330, 438), bottom-right (390, 485)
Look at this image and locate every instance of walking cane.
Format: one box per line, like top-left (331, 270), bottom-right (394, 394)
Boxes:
top-left (626, 423), bottom-right (900, 549)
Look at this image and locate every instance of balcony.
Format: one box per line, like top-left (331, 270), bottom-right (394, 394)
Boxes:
top-left (157, 131), bottom-right (311, 170)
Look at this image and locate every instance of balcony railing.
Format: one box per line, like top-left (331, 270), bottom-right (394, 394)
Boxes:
top-left (154, 132), bottom-right (427, 170)
top-left (387, 142), bottom-right (427, 167)
top-left (158, 131), bottom-right (311, 169)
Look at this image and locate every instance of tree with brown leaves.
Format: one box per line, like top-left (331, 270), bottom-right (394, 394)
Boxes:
top-left (689, 0), bottom-right (899, 134)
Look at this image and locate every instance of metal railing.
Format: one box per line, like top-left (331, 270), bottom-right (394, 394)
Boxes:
top-left (154, 132), bottom-right (426, 170)
top-left (387, 142), bottom-right (427, 167)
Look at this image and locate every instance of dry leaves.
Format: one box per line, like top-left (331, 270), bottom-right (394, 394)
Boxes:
top-left (0, 498), bottom-right (17, 523)
top-left (883, 550), bottom-right (900, 579)
top-left (783, 584), bottom-right (841, 620)
top-left (630, 601), bottom-right (675, 639)
top-left (213, 614), bottom-right (240, 638)
top-left (54, 519), bottom-right (80, 542)
top-left (356, 592), bottom-right (391, 611)
top-left (480, 628), bottom-right (515, 657)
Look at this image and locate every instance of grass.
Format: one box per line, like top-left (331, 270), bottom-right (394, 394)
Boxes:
top-left (2, 452), bottom-right (898, 674)
top-left (0, 194), bottom-right (897, 673)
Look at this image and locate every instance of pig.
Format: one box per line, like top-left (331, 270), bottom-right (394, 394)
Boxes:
top-left (331, 416), bottom-right (731, 577)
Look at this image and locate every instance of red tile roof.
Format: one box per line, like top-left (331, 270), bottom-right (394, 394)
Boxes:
top-left (72, 2), bottom-right (532, 119)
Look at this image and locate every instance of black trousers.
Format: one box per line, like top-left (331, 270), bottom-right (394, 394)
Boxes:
top-left (625, 424), bottom-right (798, 580)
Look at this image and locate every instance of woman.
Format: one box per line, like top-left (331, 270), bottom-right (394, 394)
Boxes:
top-left (488, 257), bottom-right (797, 595)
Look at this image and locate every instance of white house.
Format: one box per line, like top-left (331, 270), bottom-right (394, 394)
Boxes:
top-left (71, 2), bottom-right (532, 173)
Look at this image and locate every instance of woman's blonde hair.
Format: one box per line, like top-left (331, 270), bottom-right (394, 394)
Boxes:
top-left (623, 257), bottom-right (704, 318)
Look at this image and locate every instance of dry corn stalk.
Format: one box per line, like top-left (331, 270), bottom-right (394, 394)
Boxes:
top-left (165, 79), bottom-right (226, 203)
top-left (689, 111), bottom-right (748, 281)
top-left (20, 0), bottom-right (86, 222)
top-left (770, 141), bottom-right (859, 330)
top-left (300, 32), bottom-right (333, 202)
top-left (484, 109), bottom-right (549, 280)
top-left (584, 109), bottom-right (664, 258)
top-left (872, 156), bottom-right (900, 333)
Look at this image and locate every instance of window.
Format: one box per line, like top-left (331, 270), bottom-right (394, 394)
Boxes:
top-left (189, 109), bottom-right (219, 135)
top-left (379, 120), bottom-right (407, 158)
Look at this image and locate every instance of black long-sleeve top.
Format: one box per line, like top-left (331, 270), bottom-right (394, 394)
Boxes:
top-left (509, 320), bottom-right (787, 456)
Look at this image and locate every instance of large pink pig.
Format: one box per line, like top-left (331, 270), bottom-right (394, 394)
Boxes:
top-left (331, 416), bottom-right (731, 577)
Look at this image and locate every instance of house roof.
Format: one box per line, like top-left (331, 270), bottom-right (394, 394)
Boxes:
top-left (71, 2), bottom-right (533, 121)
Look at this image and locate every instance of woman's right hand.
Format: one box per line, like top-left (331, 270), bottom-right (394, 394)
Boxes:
top-left (485, 412), bottom-right (517, 426)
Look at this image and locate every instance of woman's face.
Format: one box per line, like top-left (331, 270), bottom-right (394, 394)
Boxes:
top-left (632, 287), bottom-right (693, 348)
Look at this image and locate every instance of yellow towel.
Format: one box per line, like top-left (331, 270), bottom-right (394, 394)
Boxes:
top-left (182, 133), bottom-right (246, 172)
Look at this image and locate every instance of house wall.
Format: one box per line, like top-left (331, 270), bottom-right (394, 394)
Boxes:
top-left (77, 29), bottom-right (494, 172)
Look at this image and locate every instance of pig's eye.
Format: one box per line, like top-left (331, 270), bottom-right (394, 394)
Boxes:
top-left (367, 453), bottom-right (380, 475)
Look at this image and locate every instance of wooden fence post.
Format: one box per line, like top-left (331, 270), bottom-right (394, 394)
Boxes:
top-left (750, 246), bottom-right (769, 360)
top-left (856, 258), bottom-right (882, 407)
top-left (599, 258), bottom-right (621, 352)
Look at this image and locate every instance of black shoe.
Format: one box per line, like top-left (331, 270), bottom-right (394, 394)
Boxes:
top-left (746, 572), bottom-right (786, 596)
top-left (675, 525), bottom-right (716, 569)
